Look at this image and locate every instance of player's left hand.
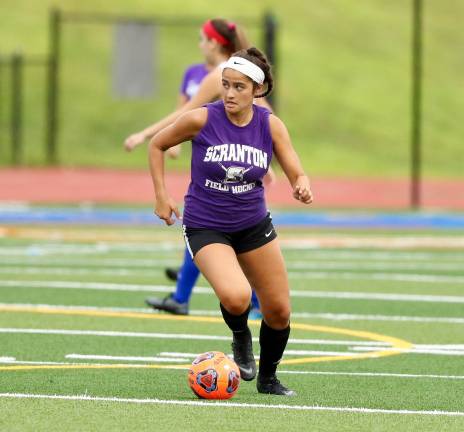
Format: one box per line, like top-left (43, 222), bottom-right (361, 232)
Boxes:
top-left (293, 175), bottom-right (313, 204)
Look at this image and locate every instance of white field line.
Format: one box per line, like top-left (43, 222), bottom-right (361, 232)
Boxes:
top-left (0, 267), bottom-right (162, 277)
top-left (2, 280), bottom-right (464, 301)
top-left (2, 325), bottom-right (464, 357)
top-left (2, 258), bottom-right (464, 271)
top-left (66, 347), bottom-right (464, 360)
top-left (282, 250), bottom-right (464, 262)
top-left (0, 244), bottom-right (182, 255)
top-left (1, 358), bottom-right (464, 381)
top-left (65, 351), bottom-right (350, 360)
top-left (189, 309), bottom-right (464, 324)
top-left (3, 267), bottom-right (464, 282)
top-left (160, 352), bottom-right (200, 358)
top-left (65, 354), bottom-right (186, 363)
top-left (0, 357), bottom-right (16, 362)
top-left (286, 261), bottom-right (464, 271)
top-left (283, 350), bottom-right (372, 356)
top-left (1, 302), bottom-right (463, 325)
top-left (0, 258), bottom-right (179, 268)
top-left (2, 266), bottom-right (464, 282)
top-left (3, 233), bottom-right (464, 249)
top-left (0, 327), bottom-right (230, 341)
top-left (280, 237), bottom-right (464, 250)
top-left (0, 361), bottom-right (186, 368)
top-left (161, 350), bottom-right (357, 357)
top-left (159, 350), bottom-right (349, 357)
top-left (415, 344), bottom-right (464, 350)
top-left (0, 280), bottom-right (177, 293)
top-left (278, 371), bottom-right (464, 380)
top-left (0, 327), bottom-right (389, 346)
top-left (0, 259), bottom-right (464, 277)
top-left (287, 272), bottom-right (464, 284)
top-left (0, 360), bottom-right (127, 366)
top-left (286, 289), bottom-right (464, 302)
top-left (351, 347), bottom-right (464, 356)
top-left (273, 312), bottom-right (464, 324)
top-left (2, 244), bottom-right (464, 260)
top-left (0, 393), bottom-right (463, 416)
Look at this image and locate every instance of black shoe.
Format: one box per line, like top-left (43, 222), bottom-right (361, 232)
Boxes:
top-left (165, 267), bottom-right (180, 282)
top-left (257, 374), bottom-right (296, 396)
top-left (145, 294), bottom-right (188, 315)
top-left (231, 328), bottom-right (256, 381)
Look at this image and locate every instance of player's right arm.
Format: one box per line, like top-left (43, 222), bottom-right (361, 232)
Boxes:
top-left (124, 69), bottom-right (221, 152)
top-left (165, 94), bottom-right (189, 159)
top-left (149, 108), bottom-right (207, 225)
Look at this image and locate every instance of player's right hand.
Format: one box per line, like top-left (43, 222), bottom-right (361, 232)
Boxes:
top-left (124, 132), bottom-right (146, 152)
top-left (167, 144), bottom-right (181, 159)
top-left (154, 197), bottom-right (181, 226)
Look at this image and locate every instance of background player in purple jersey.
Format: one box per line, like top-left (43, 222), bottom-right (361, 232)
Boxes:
top-left (147, 47), bottom-right (313, 396)
top-left (124, 18), bottom-right (248, 151)
top-left (124, 19), bottom-right (271, 318)
top-left (123, 20), bottom-right (272, 147)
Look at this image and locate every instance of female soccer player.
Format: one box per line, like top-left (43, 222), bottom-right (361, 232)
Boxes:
top-left (148, 47), bottom-right (313, 396)
top-left (125, 19), bottom-right (269, 318)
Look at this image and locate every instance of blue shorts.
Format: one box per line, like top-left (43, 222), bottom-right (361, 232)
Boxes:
top-left (183, 213), bottom-right (277, 258)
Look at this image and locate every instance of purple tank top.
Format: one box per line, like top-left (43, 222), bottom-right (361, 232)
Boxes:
top-left (180, 64), bottom-right (209, 100)
top-left (183, 100), bottom-right (273, 232)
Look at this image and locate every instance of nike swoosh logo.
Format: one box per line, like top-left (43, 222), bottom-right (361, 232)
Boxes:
top-left (265, 230), bottom-right (273, 238)
top-left (239, 366), bottom-right (253, 375)
top-left (233, 61), bottom-right (244, 65)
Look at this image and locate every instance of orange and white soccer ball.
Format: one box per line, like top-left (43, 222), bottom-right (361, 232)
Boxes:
top-left (188, 351), bottom-right (240, 400)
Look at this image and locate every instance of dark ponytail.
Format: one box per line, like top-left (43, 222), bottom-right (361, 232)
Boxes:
top-left (210, 18), bottom-right (250, 56)
top-left (232, 47), bottom-right (274, 98)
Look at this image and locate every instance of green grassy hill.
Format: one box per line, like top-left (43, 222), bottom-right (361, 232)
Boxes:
top-left (0, 0), bottom-right (463, 177)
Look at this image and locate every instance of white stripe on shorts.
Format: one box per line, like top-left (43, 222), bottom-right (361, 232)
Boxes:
top-left (182, 225), bottom-right (194, 259)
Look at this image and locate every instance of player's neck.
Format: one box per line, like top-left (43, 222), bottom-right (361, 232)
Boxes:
top-left (210, 53), bottom-right (229, 68)
top-left (226, 105), bottom-right (254, 127)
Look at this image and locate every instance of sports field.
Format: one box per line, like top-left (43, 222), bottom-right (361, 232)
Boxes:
top-left (1, 221), bottom-right (463, 431)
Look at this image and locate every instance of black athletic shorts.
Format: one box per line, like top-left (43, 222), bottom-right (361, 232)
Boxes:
top-left (183, 213), bottom-right (277, 258)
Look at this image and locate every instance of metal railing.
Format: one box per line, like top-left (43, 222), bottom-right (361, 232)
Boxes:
top-left (0, 53), bottom-right (49, 165)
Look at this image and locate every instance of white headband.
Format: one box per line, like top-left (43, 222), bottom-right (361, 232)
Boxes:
top-left (221, 56), bottom-right (265, 85)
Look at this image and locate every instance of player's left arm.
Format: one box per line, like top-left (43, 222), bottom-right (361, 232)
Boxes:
top-left (269, 114), bottom-right (313, 204)
top-left (254, 97), bottom-right (273, 112)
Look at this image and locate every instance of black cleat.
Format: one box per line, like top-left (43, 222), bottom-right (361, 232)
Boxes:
top-left (145, 294), bottom-right (188, 315)
top-left (165, 267), bottom-right (180, 282)
top-left (231, 328), bottom-right (256, 381)
top-left (257, 374), bottom-right (296, 396)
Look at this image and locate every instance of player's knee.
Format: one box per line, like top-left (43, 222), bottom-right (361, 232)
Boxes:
top-left (220, 290), bottom-right (251, 315)
top-left (263, 304), bottom-right (290, 329)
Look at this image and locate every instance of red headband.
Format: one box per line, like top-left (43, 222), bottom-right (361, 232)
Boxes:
top-left (202, 20), bottom-right (232, 46)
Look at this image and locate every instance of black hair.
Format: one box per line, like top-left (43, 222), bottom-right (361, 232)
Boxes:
top-left (232, 47), bottom-right (273, 98)
top-left (210, 19), bottom-right (249, 56)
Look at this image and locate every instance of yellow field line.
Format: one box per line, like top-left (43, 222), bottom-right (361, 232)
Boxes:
top-left (0, 305), bottom-right (412, 371)
top-left (280, 322), bottom-right (412, 365)
top-left (0, 363), bottom-right (190, 372)
top-left (0, 226), bottom-right (172, 243)
top-left (3, 226), bottom-right (463, 249)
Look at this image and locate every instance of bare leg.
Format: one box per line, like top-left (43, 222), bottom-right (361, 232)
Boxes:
top-left (238, 238), bottom-right (295, 396)
top-left (194, 243), bottom-right (257, 381)
top-left (194, 243), bottom-right (251, 314)
top-left (237, 238), bottom-right (290, 329)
